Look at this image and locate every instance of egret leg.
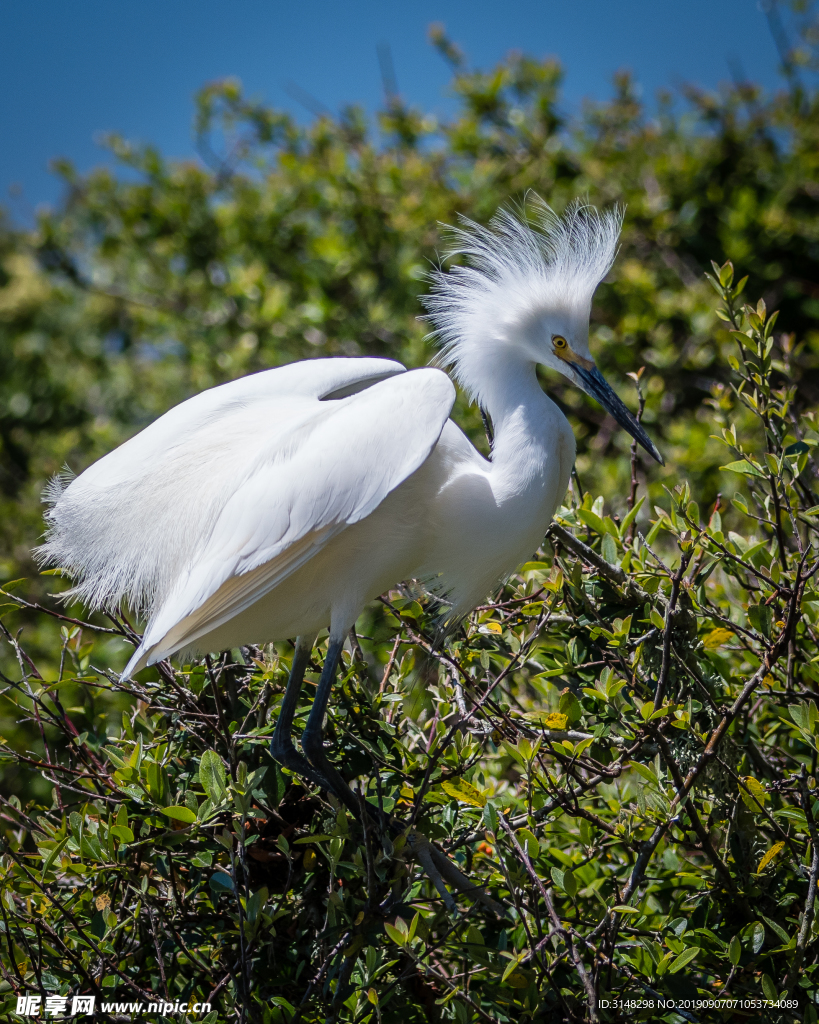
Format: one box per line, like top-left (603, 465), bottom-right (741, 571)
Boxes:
top-left (300, 637), bottom-right (398, 824)
top-left (300, 636), bottom-right (362, 816)
top-left (270, 634), bottom-right (329, 792)
top-left (300, 637), bottom-right (506, 916)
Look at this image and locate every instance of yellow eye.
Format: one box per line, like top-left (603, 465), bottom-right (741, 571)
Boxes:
top-left (553, 335), bottom-right (568, 351)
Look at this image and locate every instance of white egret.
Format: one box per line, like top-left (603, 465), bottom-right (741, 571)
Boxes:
top-left (38, 198), bottom-right (661, 908)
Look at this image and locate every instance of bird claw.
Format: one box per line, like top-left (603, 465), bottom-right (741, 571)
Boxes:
top-left (336, 797), bottom-right (505, 915)
top-left (269, 736), bottom-right (337, 795)
top-left (405, 829), bottom-right (459, 913)
top-left (402, 827), bottom-right (506, 917)
top-left (272, 732), bottom-right (505, 915)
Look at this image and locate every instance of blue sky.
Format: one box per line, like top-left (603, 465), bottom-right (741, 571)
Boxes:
top-left (1, 0), bottom-right (793, 223)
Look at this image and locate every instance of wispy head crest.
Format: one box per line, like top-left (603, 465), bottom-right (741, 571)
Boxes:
top-left (422, 197), bottom-right (623, 401)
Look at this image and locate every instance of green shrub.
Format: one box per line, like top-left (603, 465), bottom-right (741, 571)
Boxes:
top-left (2, 266), bottom-right (819, 1020)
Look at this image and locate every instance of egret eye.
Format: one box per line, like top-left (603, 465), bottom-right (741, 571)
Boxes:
top-left (553, 335), bottom-right (568, 351)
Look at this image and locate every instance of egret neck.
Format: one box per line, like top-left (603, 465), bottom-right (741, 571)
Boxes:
top-left (470, 351), bottom-right (573, 501)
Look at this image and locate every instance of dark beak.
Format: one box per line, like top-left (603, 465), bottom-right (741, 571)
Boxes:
top-left (574, 365), bottom-right (664, 465)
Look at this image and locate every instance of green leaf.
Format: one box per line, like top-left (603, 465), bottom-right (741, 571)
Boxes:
top-left (440, 778), bottom-right (487, 808)
top-left (650, 607), bottom-right (665, 630)
top-left (774, 807), bottom-right (807, 826)
top-left (199, 750), bottom-right (227, 801)
top-left (516, 828), bottom-right (540, 858)
top-left (601, 533), bottom-right (618, 564)
top-left (146, 761), bottom-right (170, 803)
top-left (520, 561), bottom-right (550, 574)
top-left (785, 441), bottom-right (810, 456)
top-left (668, 946), bottom-right (698, 973)
top-left (102, 746), bottom-right (128, 769)
top-left (246, 886), bottom-right (269, 924)
top-left (739, 776), bottom-right (768, 811)
top-left (558, 690), bottom-right (582, 725)
top-left (501, 952), bottom-right (527, 982)
top-left (0, 578), bottom-right (27, 592)
top-left (789, 702), bottom-right (817, 734)
top-left (269, 997), bottom-right (296, 1017)
top-left (744, 540), bottom-right (770, 566)
top-left (761, 973), bottom-right (777, 1001)
top-left (109, 825), bottom-right (135, 844)
top-left (576, 508), bottom-right (607, 535)
top-left (720, 459), bottom-right (766, 479)
top-left (629, 761), bottom-right (659, 785)
top-left (161, 805), bottom-right (197, 824)
top-left (728, 934), bottom-right (741, 966)
top-left (618, 496), bottom-right (645, 539)
top-left (268, 765), bottom-right (287, 806)
top-left (747, 603), bottom-right (772, 637)
top-left (208, 870), bottom-right (234, 893)
top-left (129, 734), bottom-right (143, 769)
top-left (384, 921), bottom-right (408, 945)
top-left (760, 914), bottom-right (790, 943)
top-left (40, 837), bottom-right (68, 879)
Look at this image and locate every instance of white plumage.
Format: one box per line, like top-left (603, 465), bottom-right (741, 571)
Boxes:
top-left (37, 199), bottom-right (658, 682)
top-left (425, 197), bottom-right (622, 407)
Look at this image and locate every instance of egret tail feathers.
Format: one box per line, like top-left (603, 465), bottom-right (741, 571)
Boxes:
top-left (121, 527), bottom-right (339, 680)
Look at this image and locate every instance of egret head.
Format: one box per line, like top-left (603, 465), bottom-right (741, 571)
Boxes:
top-left (424, 197), bottom-right (663, 464)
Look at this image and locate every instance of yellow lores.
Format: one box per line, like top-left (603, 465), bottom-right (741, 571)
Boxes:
top-left (552, 334), bottom-right (595, 371)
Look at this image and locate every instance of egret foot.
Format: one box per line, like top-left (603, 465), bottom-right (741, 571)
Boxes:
top-left (320, 778), bottom-right (505, 915)
top-left (270, 730), bottom-right (334, 793)
top-left (316, 766), bottom-right (504, 914)
top-left (404, 828), bottom-right (506, 916)
top-left (273, 634), bottom-right (505, 915)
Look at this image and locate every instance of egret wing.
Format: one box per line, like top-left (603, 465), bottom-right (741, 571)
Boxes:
top-left (127, 367), bottom-right (456, 673)
top-left (38, 358), bottom-right (405, 616)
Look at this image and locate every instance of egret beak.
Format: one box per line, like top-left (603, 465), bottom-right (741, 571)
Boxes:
top-left (574, 365), bottom-right (664, 465)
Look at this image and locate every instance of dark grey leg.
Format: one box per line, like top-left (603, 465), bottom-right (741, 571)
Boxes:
top-left (300, 636), bottom-right (364, 817)
top-left (270, 634), bottom-right (329, 791)
top-left (299, 636), bottom-right (506, 915)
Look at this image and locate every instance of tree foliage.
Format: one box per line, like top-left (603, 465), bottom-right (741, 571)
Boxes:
top-left (2, 21), bottom-right (819, 1024)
